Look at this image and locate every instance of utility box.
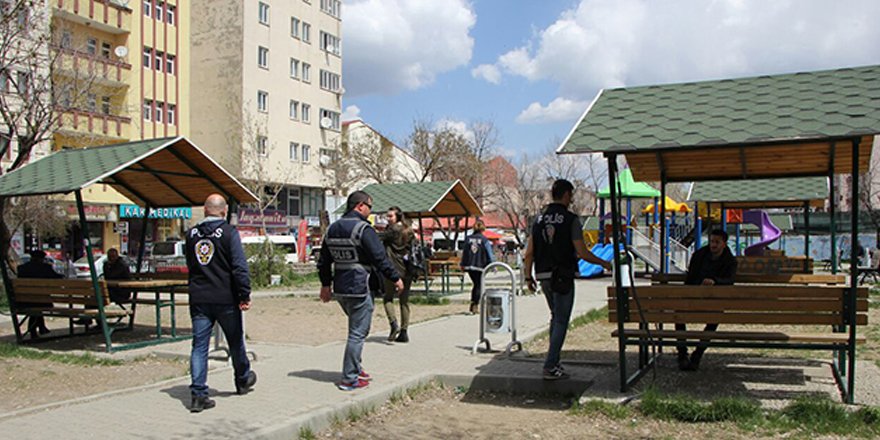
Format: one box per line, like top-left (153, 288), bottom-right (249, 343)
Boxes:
top-left (485, 289), bottom-right (511, 333)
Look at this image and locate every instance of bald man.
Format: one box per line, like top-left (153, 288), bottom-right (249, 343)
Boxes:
top-left (185, 194), bottom-right (256, 412)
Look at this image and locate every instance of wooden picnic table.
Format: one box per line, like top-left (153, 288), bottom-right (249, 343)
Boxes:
top-left (106, 279), bottom-right (188, 339)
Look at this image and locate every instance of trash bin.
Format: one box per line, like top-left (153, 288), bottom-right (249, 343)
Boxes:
top-left (270, 274), bottom-right (281, 286)
top-left (485, 288), bottom-right (510, 333)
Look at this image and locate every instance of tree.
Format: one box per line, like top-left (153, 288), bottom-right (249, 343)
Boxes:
top-left (325, 122), bottom-right (396, 196)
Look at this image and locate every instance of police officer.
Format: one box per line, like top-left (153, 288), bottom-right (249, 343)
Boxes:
top-left (318, 191), bottom-right (403, 391)
top-left (460, 220), bottom-right (494, 314)
top-left (185, 194), bottom-right (257, 412)
top-left (524, 179), bottom-right (611, 380)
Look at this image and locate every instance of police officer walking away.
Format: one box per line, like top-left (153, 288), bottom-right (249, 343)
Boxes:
top-left (318, 191), bottom-right (403, 391)
top-left (460, 220), bottom-right (494, 315)
top-left (185, 194), bottom-right (257, 412)
top-left (524, 179), bottom-right (612, 380)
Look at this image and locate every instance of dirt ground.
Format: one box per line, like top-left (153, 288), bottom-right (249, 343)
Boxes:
top-left (0, 294), bottom-right (464, 412)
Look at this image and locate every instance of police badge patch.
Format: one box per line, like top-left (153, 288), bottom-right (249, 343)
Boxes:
top-left (195, 239), bottom-right (215, 265)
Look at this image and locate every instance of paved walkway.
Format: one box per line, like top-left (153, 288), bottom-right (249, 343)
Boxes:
top-left (0, 279), bottom-right (611, 440)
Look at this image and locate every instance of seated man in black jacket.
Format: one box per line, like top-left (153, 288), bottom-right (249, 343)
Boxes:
top-left (17, 250), bottom-right (63, 338)
top-left (103, 248), bottom-right (132, 304)
top-left (677, 229), bottom-right (737, 371)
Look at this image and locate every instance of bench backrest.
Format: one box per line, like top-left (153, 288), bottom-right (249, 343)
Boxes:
top-left (608, 285), bottom-right (868, 326)
top-left (651, 273), bottom-right (847, 285)
top-left (12, 278), bottom-right (110, 307)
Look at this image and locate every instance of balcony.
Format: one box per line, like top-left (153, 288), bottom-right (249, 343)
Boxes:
top-left (55, 107), bottom-right (132, 141)
top-left (52, 45), bottom-right (131, 87)
top-left (53, 0), bottom-right (132, 35)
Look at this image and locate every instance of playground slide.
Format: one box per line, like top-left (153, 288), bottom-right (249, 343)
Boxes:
top-left (578, 243), bottom-right (617, 278)
top-left (743, 210), bottom-right (782, 257)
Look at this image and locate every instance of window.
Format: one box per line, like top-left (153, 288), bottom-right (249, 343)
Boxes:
top-left (155, 2), bottom-right (163, 21)
top-left (166, 5), bottom-right (175, 25)
top-left (168, 104), bottom-right (176, 125)
top-left (143, 0), bottom-right (151, 17)
top-left (143, 100), bottom-right (152, 120)
top-left (289, 142), bottom-right (298, 161)
top-left (257, 90), bottom-right (268, 112)
top-left (257, 136), bottom-right (268, 156)
top-left (320, 70), bottom-right (341, 92)
top-left (302, 63), bottom-right (311, 82)
top-left (155, 104), bottom-right (163, 123)
top-left (289, 100), bottom-right (299, 119)
top-left (320, 31), bottom-right (341, 55)
top-left (143, 47), bottom-right (151, 69)
top-left (87, 38), bottom-right (97, 55)
top-left (0, 133), bottom-right (9, 157)
top-left (321, 0), bottom-right (341, 18)
top-left (301, 103), bottom-right (310, 123)
top-left (257, 46), bottom-right (269, 69)
top-left (0, 70), bottom-right (7, 93)
top-left (289, 58), bottom-right (299, 79)
top-left (165, 54), bottom-right (175, 75)
top-left (155, 50), bottom-right (163, 71)
top-left (59, 89), bottom-right (72, 108)
top-left (290, 17), bottom-right (300, 38)
top-left (287, 187), bottom-right (301, 216)
top-left (15, 71), bottom-right (29, 95)
top-left (302, 145), bottom-right (310, 163)
top-left (320, 109), bottom-right (341, 130)
top-left (60, 31), bottom-right (72, 49)
top-left (87, 93), bottom-right (97, 112)
top-left (101, 42), bottom-right (111, 59)
top-left (302, 22), bottom-right (311, 43)
top-left (258, 2), bottom-right (269, 25)
top-left (101, 96), bottom-right (110, 114)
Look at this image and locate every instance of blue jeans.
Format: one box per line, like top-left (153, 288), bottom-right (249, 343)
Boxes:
top-left (190, 303), bottom-right (252, 397)
top-left (337, 295), bottom-right (374, 383)
top-left (541, 280), bottom-right (575, 370)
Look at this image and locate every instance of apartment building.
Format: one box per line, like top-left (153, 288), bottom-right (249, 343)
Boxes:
top-left (190, 0), bottom-right (342, 233)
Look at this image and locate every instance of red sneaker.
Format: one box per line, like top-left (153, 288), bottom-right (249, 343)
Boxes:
top-left (337, 378), bottom-right (370, 391)
top-left (358, 370), bottom-right (372, 381)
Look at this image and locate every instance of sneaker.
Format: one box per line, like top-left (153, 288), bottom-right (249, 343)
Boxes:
top-left (190, 395), bottom-right (216, 413)
top-left (395, 329), bottom-right (409, 343)
top-left (468, 303), bottom-right (479, 315)
top-left (387, 321), bottom-right (400, 341)
top-left (542, 366), bottom-right (570, 380)
top-left (337, 378), bottom-right (370, 391)
top-left (358, 370), bottom-right (372, 381)
top-left (235, 370), bottom-right (257, 395)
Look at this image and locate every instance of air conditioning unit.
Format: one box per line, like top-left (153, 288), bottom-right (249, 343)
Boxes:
top-left (319, 117), bottom-right (333, 129)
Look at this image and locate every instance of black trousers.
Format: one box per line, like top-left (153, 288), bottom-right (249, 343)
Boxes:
top-left (467, 270), bottom-right (483, 305)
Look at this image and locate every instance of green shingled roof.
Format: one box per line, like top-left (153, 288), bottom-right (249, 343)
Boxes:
top-left (597, 168), bottom-right (661, 199)
top-left (689, 177), bottom-right (828, 208)
top-left (0, 137), bottom-right (258, 207)
top-left (560, 65), bottom-right (880, 154)
top-left (335, 180), bottom-right (483, 218)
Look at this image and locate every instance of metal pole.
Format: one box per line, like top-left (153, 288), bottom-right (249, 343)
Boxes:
top-left (735, 223), bottom-right (741, 257)
top-left (804, 201), bottom-right (811, 273)
top-left (76, 190), bottom-right (112, 351)
top-left (598, 198), bottom-right (606, 244)
top-left (418, 214), bottom-right (429, 294)
top-left (660, 175), bottom-right (666, 274)
top-left (830, 143), bottom-right (837, 274)
top-left (607, 154), bottom-right (627, 392)
top-left (847, 138), bottom-right (859, 404)
top-left (626, 198), bottom-right (632, 245)
top-left (696, 216), bottom-right (703, 249)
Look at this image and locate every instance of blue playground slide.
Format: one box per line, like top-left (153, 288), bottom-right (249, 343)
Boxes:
top-left (578, 243), bottom-right (617, 278)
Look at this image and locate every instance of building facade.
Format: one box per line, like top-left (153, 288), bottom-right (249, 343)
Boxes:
top-left (190, 0), bottom-right (343, 235)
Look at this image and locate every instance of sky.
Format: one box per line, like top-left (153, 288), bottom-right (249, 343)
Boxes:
top-left (340, 0), bottom-right (880, 161)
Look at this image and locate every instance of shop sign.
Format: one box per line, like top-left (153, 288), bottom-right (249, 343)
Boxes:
top-left (64, 204), bottom-right (114, 221)
top-left (119, 204), bottom-right (192, 219)
top-left (237, 209), bottom-right (288, 228)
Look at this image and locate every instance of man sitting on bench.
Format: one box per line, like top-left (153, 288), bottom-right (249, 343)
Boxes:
top-left (677, 229), bottom-right (737, 371)
top-left (17, 250), bottom-right (63, 338)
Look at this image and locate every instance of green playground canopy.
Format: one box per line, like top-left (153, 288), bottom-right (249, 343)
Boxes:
top-left (597, 168), bottom-right (661, 199)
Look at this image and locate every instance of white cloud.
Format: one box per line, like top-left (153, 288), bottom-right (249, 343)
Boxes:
top-left (471, 64), bottom-right (501, 84)
top-left (490, 0), bottom-right (880, 122)
top-left (515, 98), bottom-right (589, 124)
top-left (344, 0), bottom-right (476, 96)
top-left (434, 118), bottom-right (475, 144)
top-left (341, 105), bottom-right (361, 122)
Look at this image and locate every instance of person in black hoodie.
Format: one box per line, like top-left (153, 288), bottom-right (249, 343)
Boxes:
top-left (185, 194), bottom-right (257, 413)
top-left (677, 228), bottom-right (737, 371)
top-left (17, 250), bottom-right (62, 338)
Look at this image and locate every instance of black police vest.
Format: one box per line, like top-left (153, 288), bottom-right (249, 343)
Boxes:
top-left (324, 217), bottom-right (372, 297)
top-left (531, 203), bottom-right (578, 280)
top-left (461, 233), bottom-right (491, 272)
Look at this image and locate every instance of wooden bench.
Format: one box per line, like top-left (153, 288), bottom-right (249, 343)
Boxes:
top-left (652, 273), bottom-right (847, 285)
top-left (608, 284), bottom-right (867, 402)
top-left (11, 278), bottom-right (133, 350)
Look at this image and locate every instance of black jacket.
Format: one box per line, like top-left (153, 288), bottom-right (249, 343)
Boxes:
top-left (185, 217), bottom-right (251, 304)
top-left (318, 211), bottom-right (400, 297)
top-left (685, 245), bottom-right (737, 285)
top-left (460, 232), bottom-right (493, 272)
top-left (531, 203), bottom-right (579, 280)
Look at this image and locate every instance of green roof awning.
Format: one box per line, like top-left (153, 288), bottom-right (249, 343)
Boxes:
top-left (597, 168), bottom-right (661, 199)
top-left (0, 137), bottom-right (258, 207)
top-left (335, 180), bottom-right (483, 218)
top-left (689, 177), bottom-right (828, 209)
top-left (559, 65), bottom-right (880, 182)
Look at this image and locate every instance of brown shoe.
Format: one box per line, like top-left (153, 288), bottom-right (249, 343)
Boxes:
top-left (469, 303), bottom-right (478, 315)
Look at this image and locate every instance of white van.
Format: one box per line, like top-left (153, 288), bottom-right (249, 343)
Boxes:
top-left (240, 235), bottom-right (299, 264)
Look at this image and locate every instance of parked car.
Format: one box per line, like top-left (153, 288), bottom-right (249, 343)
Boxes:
top-left (241, 235), bottom-right (298, 264)
top-left (149, 241), bottom-right (187, 272)
top-left (73, 254), bottom-right (107, 279)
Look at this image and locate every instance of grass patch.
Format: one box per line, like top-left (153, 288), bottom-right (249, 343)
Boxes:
top-left (773, 397), bottom-right (880, 437)
top-left (639, 388), bottom-right (760, 423)
top-left (297, 426), bottom-right (316, 440)
top-left (569, 306), bottom-right (609, 329)
top-left (570, 399), bottom-right (633, 420)
top-left (409, 295), bottom-right (450, 306)
top-left (0, 342), bottom-right (122, 366)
